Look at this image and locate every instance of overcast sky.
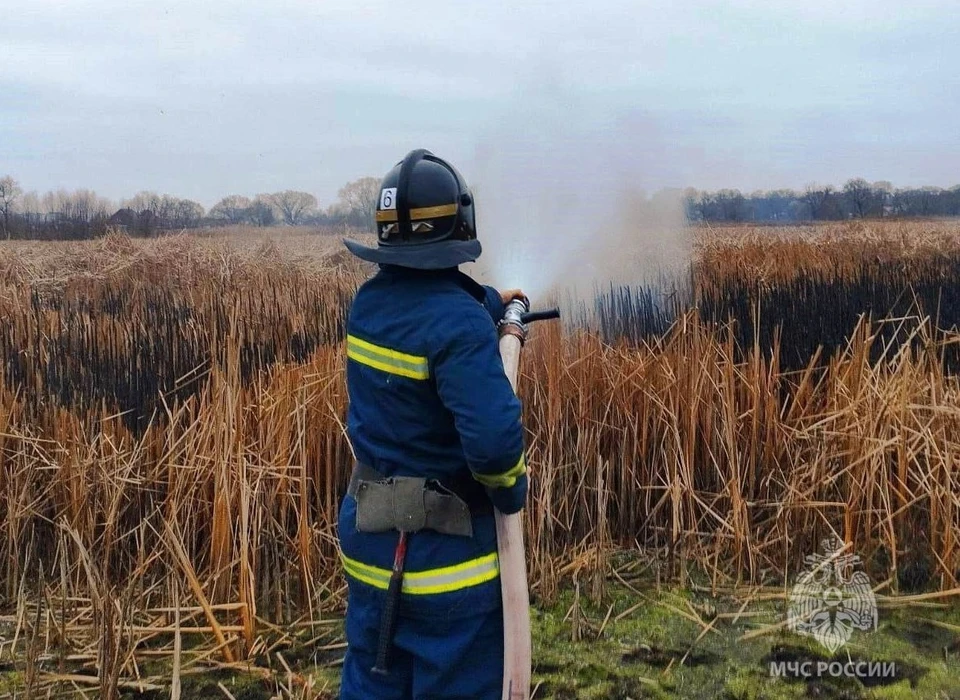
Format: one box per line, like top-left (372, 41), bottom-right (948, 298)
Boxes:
top-left (1, 0), bottom-right (957, 207)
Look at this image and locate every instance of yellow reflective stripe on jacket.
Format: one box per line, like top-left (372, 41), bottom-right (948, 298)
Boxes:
top-left (472, 453), bottom-right (526, 489)
top-left (341, 552), bottom-right (499, 595)
top-left (346, 335), bottom-right (430, 380)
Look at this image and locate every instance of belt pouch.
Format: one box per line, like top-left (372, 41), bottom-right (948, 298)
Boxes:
top-left (354, 477), bottom-right (427, 533)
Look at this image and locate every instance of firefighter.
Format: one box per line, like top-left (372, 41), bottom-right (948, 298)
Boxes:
top-left (338, 149), bottom-right (528, 699)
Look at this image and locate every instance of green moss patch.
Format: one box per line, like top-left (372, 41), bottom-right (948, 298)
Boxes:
top-left (3, 571), bottom-right (958, 698)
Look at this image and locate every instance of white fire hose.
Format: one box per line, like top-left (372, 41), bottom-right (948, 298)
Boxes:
top-left (496, 298), bottom-right (559, 700)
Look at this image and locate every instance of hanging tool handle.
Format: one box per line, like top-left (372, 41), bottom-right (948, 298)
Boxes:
top-left (371, 531), bottom-right (408, 676)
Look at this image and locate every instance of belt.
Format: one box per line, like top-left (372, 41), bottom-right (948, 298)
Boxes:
top-left (347, 462), bottom-right (491, 538)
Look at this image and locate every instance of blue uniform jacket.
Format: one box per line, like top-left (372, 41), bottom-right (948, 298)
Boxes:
top-left (338, 265), bottom-right (528, 619)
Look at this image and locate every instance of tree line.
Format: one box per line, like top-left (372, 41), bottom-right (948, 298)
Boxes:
top-left (685, 179), bottom-right (960, 223)
top-left (3, 174), bottom-right (960, 240)
top-left (0, 175), bottom-right (380, 240)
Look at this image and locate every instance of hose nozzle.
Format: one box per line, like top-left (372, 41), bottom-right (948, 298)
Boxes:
top-left (498, 298), bottom-right (560, 344)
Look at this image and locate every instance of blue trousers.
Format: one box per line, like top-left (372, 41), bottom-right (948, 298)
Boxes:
top-left (339, 595), bottom-right (504, 700)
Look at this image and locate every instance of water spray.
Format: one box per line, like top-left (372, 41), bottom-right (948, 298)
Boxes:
top-left (468, 90), bottom-right (691, 335)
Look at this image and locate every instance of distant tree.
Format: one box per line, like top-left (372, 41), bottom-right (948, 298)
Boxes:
top-left (916, 186), bottom-right (944, 216)
top-left (682, 187), bottom-right (701, 221)
top-left (157, 195), bottom-right (179, 224)
top-left (41, 190), bottom-right (65, 220)
top-left (66, 189), bottom-right (112, 223)
top-left (264, 190), bottom-right (317, 225)
top-left (715, 189), bottom-right (749, 222)
top-left (35, 188), bottom-right (113, 238)
top-left (0, 176), bottom-right (22, 239)
top-left (332, 177), bottom-right (380, 225)
top-left (948, 185), bottom-right (960, 216)
top-left (872, 181), bottom-right (894, 217)
top-left (117, 192), bottom-right (153, 234)
top-left (123, 191), bottom-right (163, 217)
top-left (751, 189), bottom-right (798, 221)
top-left (121, 191), bottom-right (165, 234)
top-left (843, 178), bottom-right (874, 218)
top-left (249, 196), bottom-right (277, 227)
top-left (688, 189), bottom-right (749, 222)
top-left (170, 199), bottom-right (204, 228)
top-left (19, 191), bottom-right (40, 214)
top-left (115, 192), bottom-right (203, 231)
top-left (890, 188), bottom-right (909, 217)
top-left (209, 195), bottom-right (253, 225)
top-left (803, 184), bottom-right (836, 220)
top-left (893, 186), bottom-right (944, 216)
top-left (680, 181), bottom-right (960, 224)
top-left (690, 190), bottom-right (711, 221)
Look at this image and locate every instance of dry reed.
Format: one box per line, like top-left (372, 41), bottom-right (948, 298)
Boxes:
top-left (0, 222), bottom-right (958, 696)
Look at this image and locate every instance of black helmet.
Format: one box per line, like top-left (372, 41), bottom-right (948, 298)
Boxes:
top-left (343, 149), bottom-right (481, 269)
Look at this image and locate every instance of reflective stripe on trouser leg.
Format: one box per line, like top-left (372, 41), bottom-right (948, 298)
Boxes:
top-left (341, 552), bottom-right (499, 595)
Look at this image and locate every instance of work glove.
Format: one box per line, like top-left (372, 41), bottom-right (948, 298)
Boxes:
top-left (499, 288), bottom-right (528, 306)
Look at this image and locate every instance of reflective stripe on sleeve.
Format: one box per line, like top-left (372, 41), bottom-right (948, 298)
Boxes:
top-left (346, 335), bottom-right (430, 380)
top-left (341, 552), bottom-right (499, 595)
top-left (472, 454), bottom-right (526, 489)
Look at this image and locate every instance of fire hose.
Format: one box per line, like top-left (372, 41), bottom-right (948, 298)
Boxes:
top-left (497, 298), bottom-right (560, 700)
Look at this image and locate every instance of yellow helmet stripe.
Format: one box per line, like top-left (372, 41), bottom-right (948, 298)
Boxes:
top-left (376, 203), bottom-right (458, 223)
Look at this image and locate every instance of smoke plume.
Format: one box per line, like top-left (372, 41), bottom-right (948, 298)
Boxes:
top-left (465, 82), bottom-right (691, 319)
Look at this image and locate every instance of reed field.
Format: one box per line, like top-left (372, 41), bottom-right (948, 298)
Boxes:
top-left (1, 220), bottom-right (959, 698)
